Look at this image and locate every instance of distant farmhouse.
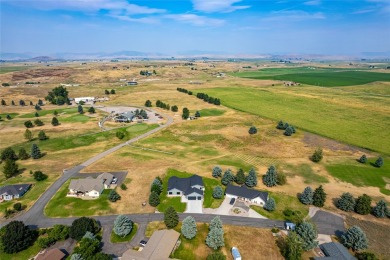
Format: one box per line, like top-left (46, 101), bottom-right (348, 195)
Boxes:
top-left (0, 184), bottom-right (32, 201)
top-left (122, 229), bottom-right (180, 260)
top-left (225, 184), bottom-right (268, 206)
top-left (168, 175), bottom-right (204, 201)
top-left (68, 172), bottom-right (116, 198)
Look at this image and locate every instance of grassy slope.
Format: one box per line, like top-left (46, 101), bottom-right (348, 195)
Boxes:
top-left (326, 158), bottom-right (390, 195)
top-left (202, 87), bottom-right (389, 155)
top-left (233, 68), bottom-right (390, 87)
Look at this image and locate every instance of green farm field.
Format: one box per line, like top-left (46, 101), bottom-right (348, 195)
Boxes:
top-left (201, 86), bottom-right (390, 155)
top-left (233, 68), bottom-right (390, 87)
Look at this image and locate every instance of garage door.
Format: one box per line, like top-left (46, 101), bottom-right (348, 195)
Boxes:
top-left (197, 196), bottom-right (202, 200)
top-left (188, 196), bottom-right (196, 200)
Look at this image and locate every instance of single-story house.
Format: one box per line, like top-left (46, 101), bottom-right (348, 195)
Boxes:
top-left (225, 184), bottom-right (268, 206)
top-left (0, 184), bottom-right (31, 201)
top-left (122, 229), bottom-right (180, 260)
top-left (96, 172), bottom-right (115, 189)
top-left (314, 242), bottom-right (356, 260)
top-left (74, 97), bottom-right (95, 104)
top-left (68, 177), bottom-right (104, 198)
top-left (168, 174), bottom-right (204, 200)
top-left (35, 248), bottom-right (67, 260)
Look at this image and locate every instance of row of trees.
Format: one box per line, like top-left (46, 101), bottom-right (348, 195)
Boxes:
top-left (212, 166), bottom-right (258, 187)
top-left (1, 99), bottom-right (44, 107)
top-left (2, 145), bottom-right (42, 178)
top-left (155, 100), bottom-right (171, 110)
top-left (276, 120), bottom-right (296, 136)
top-left (299, 185), bottom-right (327, 207)
top-left (177, 87), bottom-right (193, 95)
top-left (336, 192), bottom-right (389, 217)
top-left (104, 89), bottom-right (116, 95)
top-left (149, 177), bottom-right (162, 207)
top-left (196, 93), bottom-right (221, 106)
top-left (145, 99), bottom-right (179, 112)
top-left (24, 117), bottom-right (60, 128)
top-left (359, 154), bottom-right (384, 168)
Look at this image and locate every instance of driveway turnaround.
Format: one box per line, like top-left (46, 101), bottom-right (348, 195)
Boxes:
top-left (312, 210), bottom-right (345, 236)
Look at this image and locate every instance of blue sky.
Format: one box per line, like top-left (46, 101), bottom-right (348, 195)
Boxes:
top-left (1, 0), bottom-right (389, 55)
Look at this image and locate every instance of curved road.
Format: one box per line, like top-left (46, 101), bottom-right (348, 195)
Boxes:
top-left (2, 107), bottom-right (284, 256)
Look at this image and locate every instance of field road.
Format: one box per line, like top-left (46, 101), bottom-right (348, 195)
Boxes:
top-left (1, 108), bottom-right (173, 227)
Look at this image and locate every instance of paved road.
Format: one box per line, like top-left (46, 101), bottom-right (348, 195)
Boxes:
top-left (2, 108), bottom-right (173, 227)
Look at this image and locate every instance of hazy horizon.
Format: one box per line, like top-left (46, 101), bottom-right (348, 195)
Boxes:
top-left (1, 0), bottom-right (390, 56)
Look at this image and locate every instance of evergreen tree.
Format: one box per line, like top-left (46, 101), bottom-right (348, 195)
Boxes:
top-left (373, 199), bottom-right (388, 218)
top-left (355, 194), bottom-right (372, 215)
top-left (108, 190), bottom-right (121, 202)
top-left (264, 197), bottom-right (276, 211)
top-left (31, 144), bottom-right (42, 159)
top-left (30, 101), bottom-right (33, 106)
top-left (19, 100), bottom-right (25, 106)
top-left (105, 89), bottom-right (110, 95)
top-left (6, 114), bottom-right (11, 120)
top-left (110, 89), bottom-right (116, 94)
top-left (245, 167), bottom-right (258, 187)
top-left (1, 147), bottom-right (18, 161)
top-left (1, 99), bottom-right (6, 105)
top-left (53, 110), bottom-right (58, 116)
top-left (311, 148), bottom-right (323, 162)
top-left (18, 148), bottom-right (30, 160)
top-left (299, 186), bottom-right (314, 205)
top-left (312, 185), bottom-right (326, 207)
top-left (235, 168), bottom-right (246, 185)
top-left (0, 221), bottom-right (36, 253)
top-left (3, 159), bottom-right (19, 178)
top-left (182, 107), bottom-right (190, 119)
top-left (171, 105), bottom-right (178, 112)
top-left (195, 111), bottom-right (201, 117)
top-left (284, 126), bottom-right (294, 136)
top-left (181, 216), bottom-right (197, 239)
top-left (164, 206), bottom-right (179, 228)
top-left (151, 179), bottom-right (163, 195)
top-left (336, 193), bottom-right (356, 212)
top-left (69, 217), bottom-right (99, 241)
top-left (11, 100), bottom-right (15, 105)
top-left (38, 130), bottom-right (48, 140)
top-left (276, 120), bottom-right (284, 129)
top-left (88, 107), bottom-right (95, 113)
top-left (205, 227), bottom-right (224, 250)
top-left (374, 157), bottom-right (384, 168)
top-left (35, 104), bottom-right (41, 110)
top-left (113, 215), bottom-right (133, 237)
top-left (78, 105), bottom-right (84, 114)
top-left (33, 171), bottom-right (48, 181)
top-left (221, 169), bottom-right (234, 186)
top-left (212, 166), bottom-right (222, 178)
top-left (342, 226), bottom-right (368, 252)
top-left (248, 126), bottom-right (257, 134)
top-left (35, 112), bottom-right (39, 117)
top-left (209, 216), bottom-right (223, 231)
top-left (34, 119), bottom-right (44, 126)
top-left (51, 117), bottom-right (59, 126)
top-left (24, 120), bottom-right (34, 128)
top-left (263, 165), bottom-right (278, 187)
top-left (82, 231), bottom-right (96, 240)
top-left (38, 99), bottom-right (44, 106)
top-left (144, 100), bottom-right (152, 107)
top-left (359, 154), bottom-right (367, 164)
top-left (149, 191), bottom-right (160, 207)
top-left (295, 222), bottom-right (318, 251)
top-left (284, 231), bottom-right (303, 260)
top-left (212, 186), bottom-right (224, 199)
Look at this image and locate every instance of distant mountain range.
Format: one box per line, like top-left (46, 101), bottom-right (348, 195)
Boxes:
top-left (1, 50), bottom-right (389, 61)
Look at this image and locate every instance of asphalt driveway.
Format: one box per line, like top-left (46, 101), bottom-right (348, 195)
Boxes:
top-left (312, 210), bottom-right (345, 236)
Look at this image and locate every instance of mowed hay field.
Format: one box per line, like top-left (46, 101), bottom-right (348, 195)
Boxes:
top-left (201, 84), bottom-right (390, 155)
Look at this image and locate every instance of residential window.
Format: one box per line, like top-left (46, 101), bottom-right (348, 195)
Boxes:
top-left (169, 192), bottom-right (172, 195)
top-left (177, 192), bottom-right (180, 195)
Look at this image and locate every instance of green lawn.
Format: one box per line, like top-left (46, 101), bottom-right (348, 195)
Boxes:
top-left (251, 191), bottom-right (308, 222)
top-left (0, 113), bottom-right (19, 119)
top-left (284, 164), bottom-right (329, 184)
top-left (201, 87), bottom-right (390, 155)
top-left (18, 108), bottom-right (78, 118)
top-left (0, 66), bottom-right (33, 74)
top-left (157, 169), bottom-right (223, 213)
top-left (44, 179), bottom-right (113, 217)
top-left (326, 158), bottom-right (390, 195)
top-left (110, 224), bottom-right (138, 243)
top-left (198, 108), bottom-right (225, 117)
top-left (233, 68), bottom-right (390, 87)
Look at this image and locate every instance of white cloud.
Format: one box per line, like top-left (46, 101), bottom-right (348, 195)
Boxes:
top-left (352, 8), bottom-right (375, 14)
top-left (263, 10), bottom-right (325, 22)
top-left (192, 0), bottom-right (250, 13)
top-left (165, 14), bottom-right (225, 26)
top-left (304, 0), bottom-right (321, 6)
top-left (1, 0), bottom-right (166, 15)
top-left (109, 15), bottom-right (159, 24)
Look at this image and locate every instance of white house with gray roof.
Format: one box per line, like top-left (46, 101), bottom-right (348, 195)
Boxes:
top-left (225, 184), bottom-right (268, 206)
top-left (167, 175), bottom-right (204, 201)
top-left (68, 172), bottom-right (115, 198)
top-left (0, 184), bottom-right (31, 201)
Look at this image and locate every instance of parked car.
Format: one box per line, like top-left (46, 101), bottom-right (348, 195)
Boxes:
top-left (111, 177), bottom-right (118, 184)
top-left (140, 240), bottom-right (147, 247)
top-left (229, 198), bottom-right (236, 205)
top-left (232, 247), bottom-right (241, 260)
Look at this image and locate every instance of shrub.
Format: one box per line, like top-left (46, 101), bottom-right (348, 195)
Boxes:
top-left (181, 216), bottom-right (197, 239)
top-left (116, 131), bottom-right (125, 139)
top-left (33, 170), bottom-right (48, 181)
top-left (120, 183), bottom-right (127, 190)
top-left (145, 100), bottom-right (152, 107)
top-left (171, 105), bottom-right (178, 112)
top-left (276, 120), bottom-right (284, 129)
top-left (88, 107), bottom-right (95, 113)
top-left (13, 202), bottom-right (22, 211)
top-left (195, 111), bottom-right (201, 118)
top-left (311, 148), bottom-right (323, 162)
top-left (206, 252), bottom-right (226, 260)
top-left (248, 126), bottom-right (257, 134)
top-left (212, 186), bottom-right (224, 199)
top-left (108, 190), bottom-right (121, 202)
top-left (359, 154), bottom-right (367, 164)
top-left (342, 226), bottom-right (368, 251)
top-left (276, 173), bottom-right (287, 185)
top-left (355, 252), bottom-right (379, 260)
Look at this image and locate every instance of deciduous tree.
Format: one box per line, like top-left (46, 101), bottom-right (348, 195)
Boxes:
top-left (69, 217), bottom-right (99, 241)
top-left (33, 170), bottom-right (48, 181)
top-left (311, 148), bottom-right (323, 162)
top-left (88, 107), bottom-right (95, 113)
top-left (1, 147), bottom-right (18, 161)
top-left (0, 221), bottom-right (36, 253)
